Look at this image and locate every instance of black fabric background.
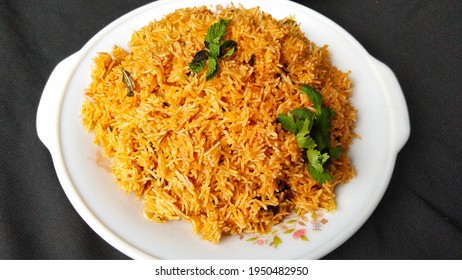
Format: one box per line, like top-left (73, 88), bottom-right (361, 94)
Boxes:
top-left (1, 0), bottom-right (461, 259)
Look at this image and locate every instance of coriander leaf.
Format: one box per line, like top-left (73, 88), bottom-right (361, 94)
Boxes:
top-left (277, 113), bottom-right (297, 134)
top-left (295, 119), bottom-right (305, 136)
top-left (311, 105), bottom-right (334, 151)
top-left (300, 84), bottom-right (322, 114)
top-left (295, 118), bottom-right (309, 139)
top-left (277, 85), bottom-right (343, 185)
top-left (306, 148), bottom-right (330, 173)
top-left (294, 108), bottom-right (314, 134)
top-left (308, 165), bottom-right (333, 184)
top-left (205, 19), bottom-right (231, 44)
top-left (293, 107), bottom-right (314, 121)
top-left (311, 131), bottom-right (329, 155)
top-left (205, 57), bottom-right (219, 81)
top-left (313, 107), bottom-right (332, 136)
top-left (296, 132), bottom-right (316, 150)
top-left (320, 151), bottom-right (330, 165)
top-left (329, 146), bottom-right (343, 160)
top-left (295, 118), bottom-right (311, 136)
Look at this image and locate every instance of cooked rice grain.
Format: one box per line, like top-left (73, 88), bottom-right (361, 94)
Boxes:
top-left (81, 5), bottom-right (356, 243)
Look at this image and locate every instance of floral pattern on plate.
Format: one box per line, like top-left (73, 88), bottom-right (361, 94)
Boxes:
top-left (240, 210), bottom-right (329, 248)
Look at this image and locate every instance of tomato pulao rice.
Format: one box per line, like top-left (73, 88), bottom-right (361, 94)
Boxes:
top-left (81, 5), bottom-right (356, 243)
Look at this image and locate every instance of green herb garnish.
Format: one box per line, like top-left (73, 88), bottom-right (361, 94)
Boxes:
top-left (277, 84), bottom-right (343, 184)
top-left (277, 112), bottom-right (297, 134)
top-left (219, 40), bottom-right (237, 58)
top-left (188, 19), bottom-right (237, 80)
top-left (205, 19), bottom-right (231, 44)
top-left (188, 50), bottom-right (208, 73)
top-left (300, 84), bottom-right (322, 113)
top-left (205, 55), bottom-right (219, 81)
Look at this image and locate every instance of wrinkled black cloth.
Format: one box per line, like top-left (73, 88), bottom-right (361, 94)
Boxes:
top-left (1, 0), bottom-right (461, 259)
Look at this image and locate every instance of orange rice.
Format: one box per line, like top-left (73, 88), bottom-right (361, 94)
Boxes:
top-left (81, 5), bottom-right (356, 243)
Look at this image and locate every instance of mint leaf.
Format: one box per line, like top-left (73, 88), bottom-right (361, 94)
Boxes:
top-left (300, 84), bottom-right (322, 114)
top-left (219, 40), bottom-right (237, 58)
top-left (191, 49), bottom-right (208, 63)
top-left (220, 46), bottom-right (235, 58)
top-left (189, 50), bottom-right (208, 73)
top-left (205, 19), bottom-right (231, 44)
top-left (188, 60), bottom-right (206, 74)
top-left (205, 57), bottom-right (218, 81)
top-left (220, 39), bottom-right (237, 48)
top-left (208, 42), bottom-right (221, 58)
top-left (189, 19), bottom-right (236, 80)
top-left (277, 113), bottom-right (297, 134)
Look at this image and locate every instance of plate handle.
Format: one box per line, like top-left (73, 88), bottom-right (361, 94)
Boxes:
top-left (371, 57), bottom-right (411, 152)
top-left (36, 52), bottom-right (81, 152)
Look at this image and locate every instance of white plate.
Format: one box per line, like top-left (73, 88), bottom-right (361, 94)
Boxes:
top-left (36, 0), bottom-right (410, 259)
